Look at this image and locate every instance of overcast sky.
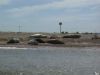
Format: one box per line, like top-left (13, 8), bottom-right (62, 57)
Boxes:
top-left (0, 0), bottom-right (100, 32)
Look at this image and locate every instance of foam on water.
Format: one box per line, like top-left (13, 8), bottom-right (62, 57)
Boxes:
top-left (0, 47), bottom-right (28, 50)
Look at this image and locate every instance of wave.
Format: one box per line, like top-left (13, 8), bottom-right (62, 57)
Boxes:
top-left (0, 47), bottom-right (28, 50)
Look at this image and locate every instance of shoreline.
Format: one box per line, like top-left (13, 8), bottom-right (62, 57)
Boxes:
top-left (0, 43), bottom-right (100, 48)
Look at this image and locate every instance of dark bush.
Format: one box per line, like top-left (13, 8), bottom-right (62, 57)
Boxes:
top-left (35, 38), bottom-right (45, 43)
top-left (63, 35), bottom-right (81, 39)
top-left (92, 34), bottom-right (100, 40)
top-left (61, 31), bottom-right (65, 34)
top-left (65, 32), bottom-right (68, 34)
top-left (76, 32), bottom-right (79, 34)
top-left (47, 39), bottom-right (64, 44)
top-left (7, 38), bottom-right (20, 44)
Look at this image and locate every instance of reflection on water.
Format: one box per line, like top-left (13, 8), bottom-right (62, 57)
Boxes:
top-left (0, 47), bottom-right (100, 75)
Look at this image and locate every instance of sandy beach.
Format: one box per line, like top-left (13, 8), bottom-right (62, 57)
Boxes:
top-left (0, 32), bottom-right (100, 48)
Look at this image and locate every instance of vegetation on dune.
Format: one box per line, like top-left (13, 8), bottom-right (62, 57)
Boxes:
top-left (0, 32), bottom-right (100, 45)
top-left (7, 38), bottom-right (20, 44)
top-left (62, 34), bottom-right (81, 39)
top-left (35, 38), bottom-right (45, 43)
top-left (47, 39), bottom-right (64, 44)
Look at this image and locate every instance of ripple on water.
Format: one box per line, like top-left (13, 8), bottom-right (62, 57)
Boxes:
top-left (0, 47), bottom-right (100, 75)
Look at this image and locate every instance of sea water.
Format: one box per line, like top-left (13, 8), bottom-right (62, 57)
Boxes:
top-left (0, 47), bottom-right (100, 75)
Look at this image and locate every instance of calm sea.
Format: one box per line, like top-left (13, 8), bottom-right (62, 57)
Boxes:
top-left (0, 47), bottom-right (100, 75)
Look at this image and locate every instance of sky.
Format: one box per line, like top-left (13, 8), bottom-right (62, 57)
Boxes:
top-left (0, 0), bottom-right (100, 33)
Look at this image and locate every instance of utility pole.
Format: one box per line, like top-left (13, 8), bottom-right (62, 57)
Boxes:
top-left (17, 25), bottom-right (21, 38)
top-left (19, 24), bottom-right (21, 33)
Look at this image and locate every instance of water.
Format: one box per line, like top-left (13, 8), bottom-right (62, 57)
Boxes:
top-left (0, 47), bottom-right (100, 75)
